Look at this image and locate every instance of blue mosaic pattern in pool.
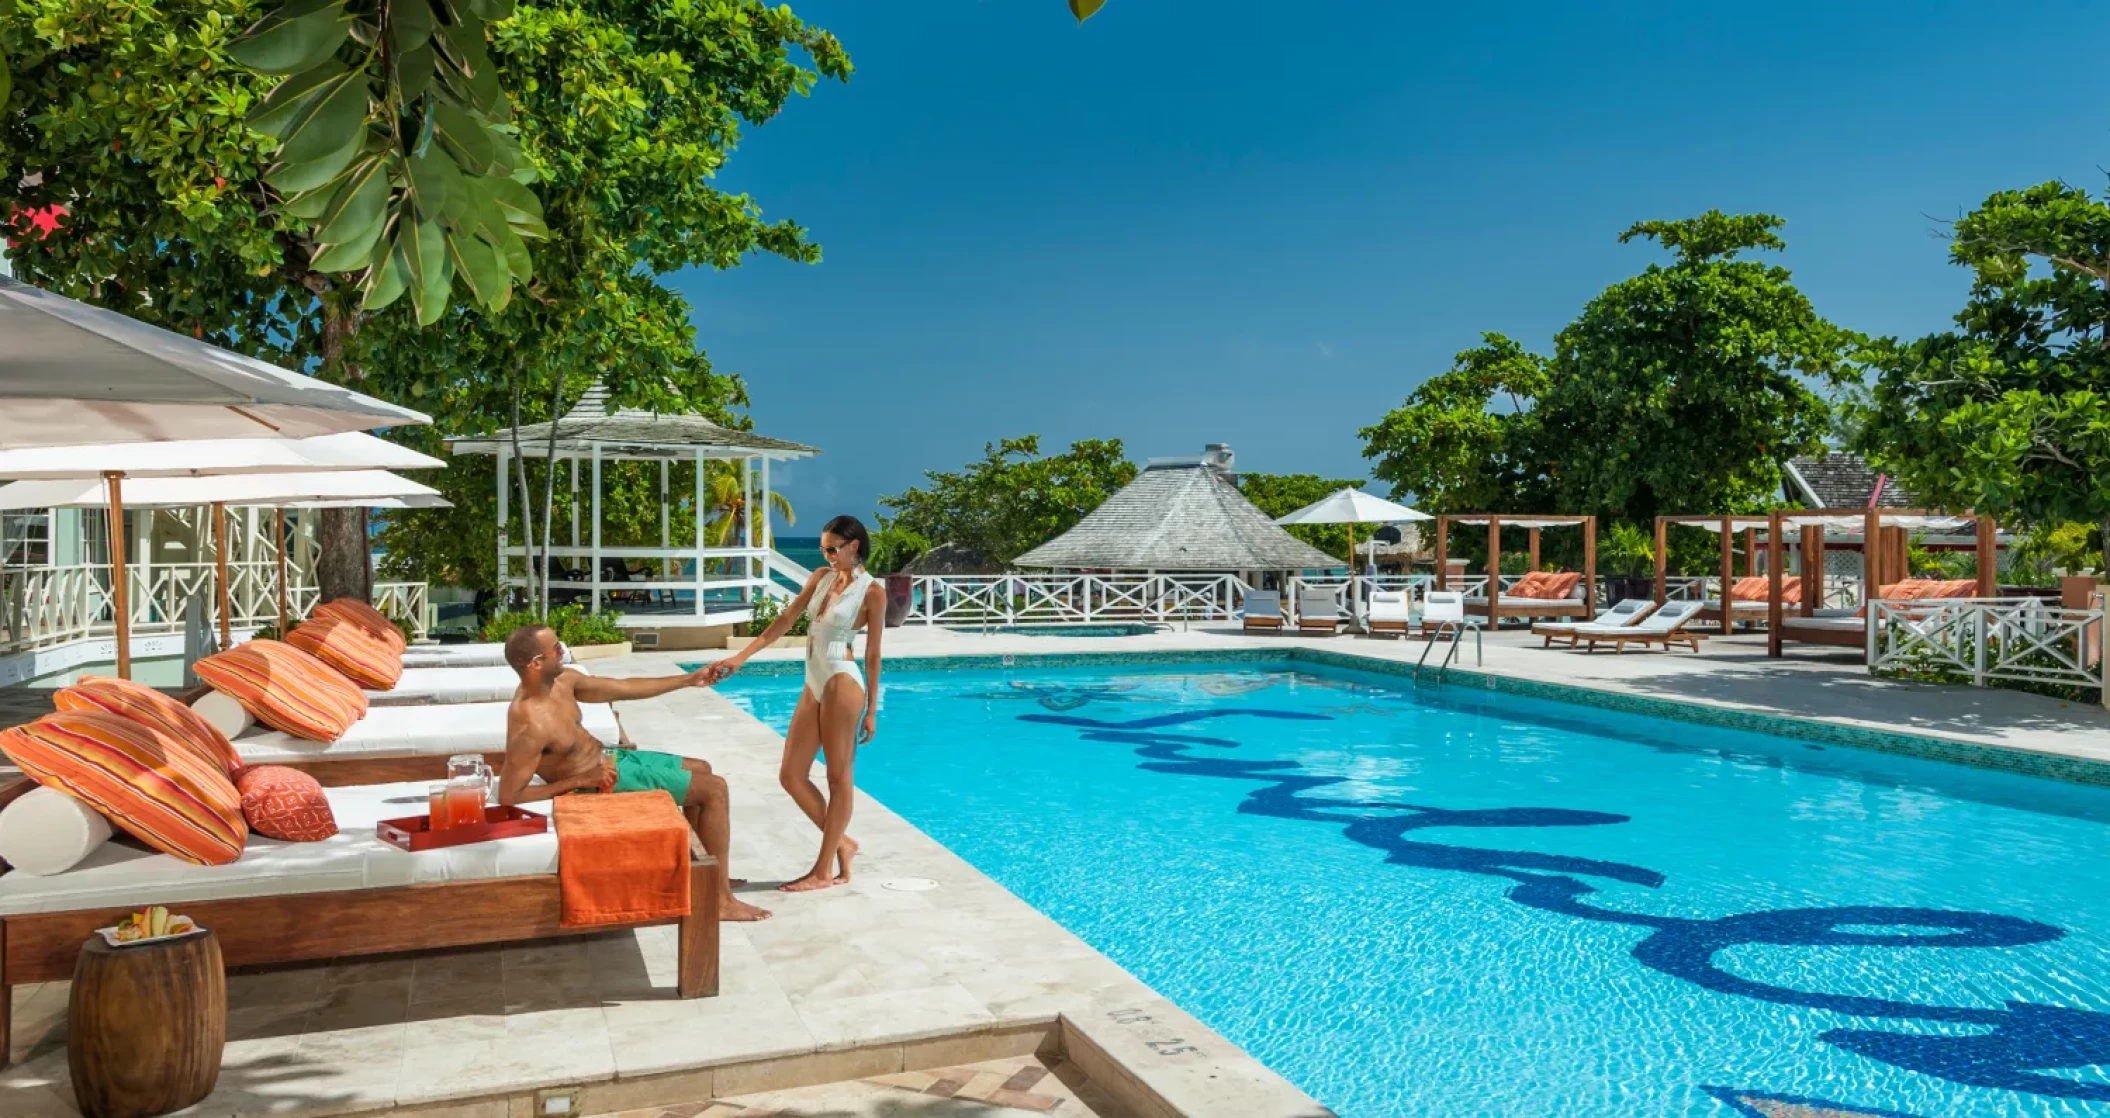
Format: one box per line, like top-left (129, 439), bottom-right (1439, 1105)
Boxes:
top-left (722, 660), bottom-right (2110, 1118)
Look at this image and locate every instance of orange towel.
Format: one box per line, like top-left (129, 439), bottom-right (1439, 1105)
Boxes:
top-left (553, 791), bottom-right (691, 929)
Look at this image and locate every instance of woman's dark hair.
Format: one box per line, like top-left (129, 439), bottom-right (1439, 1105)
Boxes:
top-left (821, 515), bottom-right (871, 564)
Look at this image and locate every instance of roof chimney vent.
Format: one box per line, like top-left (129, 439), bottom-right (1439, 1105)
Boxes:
top-left (1201, 444), bottom-right (1234, 472)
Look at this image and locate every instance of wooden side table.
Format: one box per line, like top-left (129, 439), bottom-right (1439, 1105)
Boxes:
top-left (68, 929), bottom-right (225, 1118)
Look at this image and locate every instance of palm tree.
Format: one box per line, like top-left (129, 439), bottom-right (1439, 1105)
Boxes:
top-left (701, 462), bottom-right (795, 550)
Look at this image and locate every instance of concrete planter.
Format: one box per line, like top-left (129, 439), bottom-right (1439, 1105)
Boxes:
top-left (725, 634), bottom-right (808, 651)
top-left (569, 641), bottom-right (632, 661)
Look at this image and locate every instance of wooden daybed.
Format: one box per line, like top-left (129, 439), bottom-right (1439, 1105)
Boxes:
top-left (1433, 514), bottom-right (1598, 625)
top-left (1764, 507), bottom-right (1998, 661)
top-left (0, 775), bottom-right (721, 1066)
top-left (1655, 515), bottom-right (1799, 634)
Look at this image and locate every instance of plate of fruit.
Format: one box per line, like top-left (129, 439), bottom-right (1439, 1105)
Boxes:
top-left (95, 906), bottom-right (201, 948)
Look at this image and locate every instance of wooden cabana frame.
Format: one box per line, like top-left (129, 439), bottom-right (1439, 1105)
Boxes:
top-left (1765, 507), bottom-right (1997, 658)
top-left (1433, 514), bottom-right (1597, 623)
top-left (1653, 515), bottom-right (1777, 635)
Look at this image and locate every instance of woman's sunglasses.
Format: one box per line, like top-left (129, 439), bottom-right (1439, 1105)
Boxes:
top-left (822, 543), bottom-right (845, 556)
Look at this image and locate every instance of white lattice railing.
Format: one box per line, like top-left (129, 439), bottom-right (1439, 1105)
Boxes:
top-left (904, 574), bottom-right (1247, 626)
top-left (1870, 598), bottom-right (2107, 697)
top-left (1, 562), bottom-right (428, 658)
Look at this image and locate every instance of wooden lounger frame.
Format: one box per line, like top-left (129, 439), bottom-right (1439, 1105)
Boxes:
top-left (1578, 628), bottom-right (1704, 654)
top-left (0, 776), bottom-right (720, 1067)
top-left (1433, 514), bottom-right (1597, 625)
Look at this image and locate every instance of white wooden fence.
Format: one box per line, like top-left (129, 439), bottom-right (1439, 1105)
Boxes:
top-left (904, 574), bottom-right (1246, 626)
top-left (1869, 598), bottom-right (2107, 698)
top-left (2, 561), bottom-right (429, 657)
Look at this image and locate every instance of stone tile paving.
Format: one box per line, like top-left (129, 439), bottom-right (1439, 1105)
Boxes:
top-left (590, 1054), bottom-right (1115, 1117)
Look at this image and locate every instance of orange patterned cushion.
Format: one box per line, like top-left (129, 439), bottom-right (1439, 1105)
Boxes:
top-left (1728, 576), bottom-right (1801, 603)
top-left (234, 765), bottom-right (337, 842)
top-left (286, 616), bottom-right (402, 691)
top-left (310, 599), bottom-right (407, 654)
top-left (53, 675), bottom-right (243, 776)
top-left (1508, 571), bottom-right (1555, 599)
top-left (1538, 571), bottom-right (1581, 598)
top-left (193, 639), bottom-right (368, 743)
top-left (0, 711), bottom-right (245, 866)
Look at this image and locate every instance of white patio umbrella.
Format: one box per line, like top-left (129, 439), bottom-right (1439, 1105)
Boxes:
top-left (1274, 489), bottom-right (1433, 624)
top-left (0, 438), bottom-right (443, 675)
top-left (0, 275), bottom-right (429, 447)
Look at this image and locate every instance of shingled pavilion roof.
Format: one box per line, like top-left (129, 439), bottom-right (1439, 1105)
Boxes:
top-left (449, 383), bottom-right (818, 461)
top-left (1015, 460), bottom-right (1341, 572)
top-left (1783, 453), bottom-right (1914, 510)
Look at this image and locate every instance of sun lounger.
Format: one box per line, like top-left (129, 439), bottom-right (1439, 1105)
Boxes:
top-left (0, 775), bottom-right (720, 1065)
top-left (1242, 590), bottom-right (1286, 632)
top-left (401, 642), bottom-right (508, 669)
top-left (1295, 586), bottom-right (1343, 635)
top-left (1532, 598), bottom-right (1655, 647)
top-left (1569, 599), bottom-right (1705, 653)
top-left (1365, 590), bottom-right (1413, 637)
top-left (232, 700), bottom-right (623, 785)
top-left (367, 664), bottom-right (594, 707)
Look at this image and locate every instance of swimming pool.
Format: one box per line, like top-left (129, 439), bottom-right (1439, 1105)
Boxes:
top-left (720, 659), bottom-right (2110, 1118)
top-left (941, 623), bottom-right (1162, 637)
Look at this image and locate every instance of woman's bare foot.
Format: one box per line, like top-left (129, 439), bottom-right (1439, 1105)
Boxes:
top-left (723, 897), bottom-right (774, 921)
top-left (834, 836), bottom-right (859, 883)
top-left (780, 871), bottom-right (843, 893)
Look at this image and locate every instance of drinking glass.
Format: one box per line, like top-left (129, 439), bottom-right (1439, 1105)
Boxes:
top-left (427, 783), bottom-right (452, 831)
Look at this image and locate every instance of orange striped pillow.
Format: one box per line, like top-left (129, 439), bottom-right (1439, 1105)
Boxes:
top-left (286, 616), bottom-right (403, 691)
top-left (310, 599), bottom-right (407, 654)
top-left (53, 675), bottom-right (243, 776)
top-left (193, 639), bottom-right (368, 743)
top-left (0, 710), bottom-right (246, 866)
top-left (1728, 576), bottom-right (1802, 603)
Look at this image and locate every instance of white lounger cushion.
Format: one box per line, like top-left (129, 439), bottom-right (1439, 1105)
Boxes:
top-left (1367, 592), bottom-right (1412, 622)
top-left (1783, 616), bottom-right (1865, 632)
top-left (0, 787), bottom-right (114, 877)
top-left (401, 642), bottom-right (508, 669)
top-left (0, 781), bottom-right (557, 915)
top-left (233, 700), bottom-right (620, 764)
top-left (1537, 599), bottom-right (1652, 633)
top-left (368, 664), bottom-right (592, 707)
top-left (1571, 600), bottom-right (1702, 637)
top-left (1464, 596), bottom-right (1585, 608)
top-left (191, 689), bottom-right (256, 740)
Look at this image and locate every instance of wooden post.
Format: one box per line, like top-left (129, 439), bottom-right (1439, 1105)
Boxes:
top-left (1582, 516), bottom-right (1597, 616)
top-left (1974, 512), bottom-right (1997, 598)
top-left (1653, 517), bottom-right (1668, 604)
top-left (589, 442), bottom-right (603, 615)
top-left (693, 448), bottom-right (707, 617)
top-left (1527, 527), bottom-right (1540, 573)
top-left (106, 473), bottom-right (132, 680)
top-left (1802, 523), bottom-right (1822, 617)
top-left (1743, 528), bottom-right (1757, 577)
top-left (213, 502), bottom-right (231, 651)
top-left (1719, 517), bottom-right (1734, 635)
top-left (1434, 518), bottom-right (1449, 590)
top-left (1768, 510), bottom-right (1784, 657)
top-left (274, 508), bottom-right (290, 635)
top-left (1863, 508), bottom-right (1881, 606)
top-left (1487, 518), bottom-right (1501, 612)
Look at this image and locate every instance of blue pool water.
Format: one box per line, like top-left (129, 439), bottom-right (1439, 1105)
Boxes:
top-left (720, 660), bottom-right (2110, 1118)
top-left (943, 624), bottom-right (1162, 637)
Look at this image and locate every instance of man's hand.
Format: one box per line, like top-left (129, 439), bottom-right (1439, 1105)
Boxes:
top-left (688, 664), bottom-right (717, 688)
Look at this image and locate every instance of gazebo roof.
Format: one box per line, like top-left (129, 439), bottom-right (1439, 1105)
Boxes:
top-left (1015, 460), bottom-right (1340, 572)
top-left (449, 383), bottom-right (819, 461)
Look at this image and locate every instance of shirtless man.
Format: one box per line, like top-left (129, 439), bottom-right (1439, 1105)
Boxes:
top-left (499, 624), bottom-right (770, 922)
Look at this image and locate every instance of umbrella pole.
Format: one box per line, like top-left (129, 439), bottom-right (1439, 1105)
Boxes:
top-left (275, 508), bottom-right (290, 636)
top-left (214, 502), bottom-right (232, 651)
top-left (105, 472), bottom-right (132, 680)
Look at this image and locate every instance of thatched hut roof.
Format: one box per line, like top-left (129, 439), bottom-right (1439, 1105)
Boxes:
top-left (1015, 457), bottom-right (1340, 572)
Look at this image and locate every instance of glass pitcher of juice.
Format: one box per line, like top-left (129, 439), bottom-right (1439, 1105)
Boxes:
top-left (446, 776), bottom-right (489, 828)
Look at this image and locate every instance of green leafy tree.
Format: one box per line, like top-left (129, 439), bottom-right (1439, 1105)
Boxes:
top-left (1235, 472), bottom-right (1367, 560)
top-left (1363, 213), bottom-right (1854, 530)
top-left (1853, 180), bottom-right (2110, 561)
top-left (881, 436), bottom-right (1137, 567)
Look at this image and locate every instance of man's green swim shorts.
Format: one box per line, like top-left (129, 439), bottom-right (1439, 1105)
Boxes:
top-left (594, 748), bottom-right (693, 799)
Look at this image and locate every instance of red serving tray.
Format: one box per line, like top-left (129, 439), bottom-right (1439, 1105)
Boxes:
top-left (377, 805), bottom-right (547, 852)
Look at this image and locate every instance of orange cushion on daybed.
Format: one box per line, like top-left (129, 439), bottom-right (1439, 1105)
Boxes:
top-left (310, 598), bottom-right (407, 655)
top-left (53, 675), bottom-right (244, 776)
top-left (1729, 576), bottom-right (1801, 604)
top-left (235, 765), bottom-right (338, 842)
top-left (193, 639), bottom-right (368, 743)
top-left (287, 615), bottom-right (403, 691)
top-left (0, 710), bottom-right (245, 866)
top-left (1508, 571), bottom-right (1580, 600)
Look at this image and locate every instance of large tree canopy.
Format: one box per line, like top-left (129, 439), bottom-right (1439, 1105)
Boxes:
top-left (1235, 472), bottom-right (1372, 560)
top-left (881, 436), bottom-right (1137, 568)
top-left (1854, 179), bottom-right (2110, 560)
top-left (1362, 212), bottom-right (1855, 528)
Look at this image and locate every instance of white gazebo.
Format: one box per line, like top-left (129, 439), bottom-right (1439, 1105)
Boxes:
top-left (448, 384), bottom-right (818, 630)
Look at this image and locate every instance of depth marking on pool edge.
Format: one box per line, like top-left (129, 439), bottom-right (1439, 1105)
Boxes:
top-left (1105, 1007), bottom-right (1206, 1058)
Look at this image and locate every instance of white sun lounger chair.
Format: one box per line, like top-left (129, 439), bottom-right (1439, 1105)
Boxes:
top-left (1242, 590), bottom-right (1286, 632)
top-left (1295, 586), bottom-right (1344, 635)
top-left (366, 664), bottom-right (595, 707)
top-left (1365, 590), bottom-right (1413, 637)
top-left (1532, 598), bottom-right (1655, 647)
top-left (401, 642), bottom-right (508, 669)
top-left (193, 697), bottom-right (625, 785)
top-left (1568, 598), bottom-right (1705, 653)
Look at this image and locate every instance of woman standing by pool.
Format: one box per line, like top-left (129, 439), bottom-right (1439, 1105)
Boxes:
top-left (715, 514), bottom-right (884, 891)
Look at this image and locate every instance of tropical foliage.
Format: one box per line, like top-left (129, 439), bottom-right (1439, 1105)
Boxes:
top-left (880, 436), bottom-right (1137, 568)
top-left (1235, 473), bottom-right (1368, 560)
top-left (1852, 179), bottom-right (2110, 562)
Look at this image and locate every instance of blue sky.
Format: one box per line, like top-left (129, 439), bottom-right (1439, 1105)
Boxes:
top-left (670, 0), bottom-right (2110, 537)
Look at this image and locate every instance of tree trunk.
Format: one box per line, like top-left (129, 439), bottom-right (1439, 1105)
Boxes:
top-left (313, 300), bottom-right (371, 605)
top-left (316, 507), bottom-right (372, 605)
top-left (539, 376), bottom-right (564, 619)
top-left (2101, 516), bottom-right (2110, 575)
top-left (508, 381), bottom-right (538, 615)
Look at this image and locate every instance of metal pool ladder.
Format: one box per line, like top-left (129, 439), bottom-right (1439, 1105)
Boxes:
top-left (1413, 621), bottom-right (1481, 681)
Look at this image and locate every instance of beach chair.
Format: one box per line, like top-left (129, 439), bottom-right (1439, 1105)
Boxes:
top-left (1532, 598), bottom-right (1655, 648)
top-left (1295, 585), bottom-right (1344, 635)
top-left (401, 642), bottom-right (508, 669)
top-left (364, 663), bottom-right (593, 707)
top-left (1570, 599), bottom-right (1705, 654)
top-left (1365, 590), bottom-right (1413, 638)
top-left (1242, 590), bottom-right (1286, 633)
top-left (190, 693), bottom-right (627, 786)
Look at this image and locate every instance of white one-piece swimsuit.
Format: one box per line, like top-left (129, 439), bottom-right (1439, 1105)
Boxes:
top-left (804, 568), bottom-right (875, 703)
